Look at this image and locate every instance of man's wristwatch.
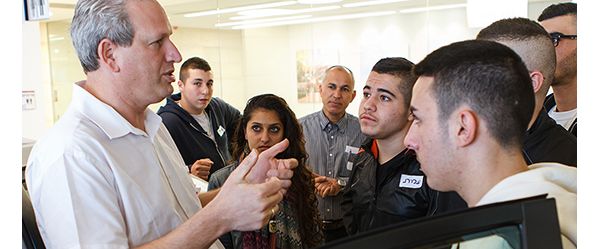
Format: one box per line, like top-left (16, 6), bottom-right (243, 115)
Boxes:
top-left (337, 179), bottom-right (347, 187)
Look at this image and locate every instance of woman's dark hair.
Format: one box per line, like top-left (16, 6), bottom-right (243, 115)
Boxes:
top-left (232, 93), bottom-right (323, 247)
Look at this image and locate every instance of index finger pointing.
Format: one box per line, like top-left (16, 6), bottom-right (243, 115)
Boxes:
top-left (259, 139), bottom-right (289, 160)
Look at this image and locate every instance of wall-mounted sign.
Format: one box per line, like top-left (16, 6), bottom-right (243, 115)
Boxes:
top-left (23, 90), bottom-right (36, 110)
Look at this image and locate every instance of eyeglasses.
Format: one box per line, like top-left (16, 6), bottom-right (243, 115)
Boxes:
top-left (549, 32), bottom-right (577, 47)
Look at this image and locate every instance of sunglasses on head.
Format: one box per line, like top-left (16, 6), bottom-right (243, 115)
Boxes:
top-left (549, 32), bottom-right (577, 47)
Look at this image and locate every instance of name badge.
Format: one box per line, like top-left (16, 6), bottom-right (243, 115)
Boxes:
top-left (217, 126), bottom-right (226, 136)
top-left (345, 145), bottom-right (359, 154)
top-left (345, 145), bottom-right (359, 170)
top-left (346, 161), bottom-right (354, 171)
top-left (399, 174), bottom-right (424, 188)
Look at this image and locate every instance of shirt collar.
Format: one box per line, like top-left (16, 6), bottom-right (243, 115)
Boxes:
top-left (317, 110), bottom-right (349, 132)
top-left (73, 81), bottom-right (162, 140)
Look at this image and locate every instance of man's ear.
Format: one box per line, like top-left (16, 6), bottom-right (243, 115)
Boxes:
top-left (318, 83), bottom-right (323, 93)
top-left (351, 90), bottom-right (356, 101)
top-left (454, 108), bottom-right (478, 147)
top-left (530, 71), bottom-right (544, 94)
top-left (177, 80), bottom-right (184, 90)
top-left (97, 38), bottom-right (120, 72)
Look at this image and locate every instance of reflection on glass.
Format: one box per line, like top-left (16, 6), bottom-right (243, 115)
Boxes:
top-left (412, 226), bottom-right (521, 249)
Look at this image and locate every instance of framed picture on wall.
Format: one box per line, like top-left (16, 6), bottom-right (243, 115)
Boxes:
top-left (296, 49), bottom-right (339, 103)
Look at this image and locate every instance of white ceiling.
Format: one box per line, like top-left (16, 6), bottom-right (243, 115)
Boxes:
top-left (46, 0), bottom-right (547, 29)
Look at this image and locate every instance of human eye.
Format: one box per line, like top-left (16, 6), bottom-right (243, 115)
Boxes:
top-left (269, 126), bottom-right (281, 133)
top-left (251, 125), bottom-right (262, 132)
top-left (207, 81), bottom-right (213, 87)
top-left (150, 38), bottom-right (164, 47)
top-left (328, 84), bottom-right (336, 90)
top-left (342, 86), bottom-right (351, 92)
top-left (363, 92), bottom-right (371, 98)
top-left (380, 95), bottom-right (391, 102)
top-left (409, 111), bottom-right (420, 124)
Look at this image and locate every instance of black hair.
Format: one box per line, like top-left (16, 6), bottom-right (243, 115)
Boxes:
top-left (179, 57), bottom-right (212, 82)
top-left (371, 57), bottom-right (416, 107)
top-left (538, 2), bottom-right (577, 22)
top-left (413, 40), bottom-right (535, 148)
top-left (231, 94), bottom-right (323, 247)
top-left (477, 17), bottom-right (551, 41)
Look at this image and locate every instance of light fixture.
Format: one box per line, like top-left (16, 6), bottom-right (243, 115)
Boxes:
top-left (237, 9), bottom-right (295, 17)
top-left (184, 1), bottom-right (297, 18)
top-left (298, 0), bottom-right (342, 4)
top-left (232, 10), bottom-right (396, 29)
top-left (48, 34), bottom-right (64, 41)
top-left (398, 3), bottom-right (466, 14)
top-left (343, 0), bottom-right (409, 8)
top-left (230, 5), bottom-right (341, 20)
top-left (216, 15), bottom-right (312, 27)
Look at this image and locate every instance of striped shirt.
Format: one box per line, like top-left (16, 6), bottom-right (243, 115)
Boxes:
top-left (300, 111), bottom-right (367, 221)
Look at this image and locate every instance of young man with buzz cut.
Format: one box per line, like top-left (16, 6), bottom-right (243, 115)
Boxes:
top-left (341, 58), bottom-right (465, 235)
top-left (406, 40), bottom-right (576, 248)
top-left (476, 17), bottom-right (576, 166)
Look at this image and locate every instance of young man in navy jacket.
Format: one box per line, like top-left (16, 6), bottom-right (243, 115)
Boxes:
top-left (158, 57), bottom-right (240, 180)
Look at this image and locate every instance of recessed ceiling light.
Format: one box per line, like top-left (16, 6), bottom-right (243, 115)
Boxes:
top-left (184, 1), bottom-right (296, 18)
top-left (343, 0), bottom-right (409, 8)
top-left (298, 0), bottom-right (343, 4)
top-left (216, 15), bottom-right (312, 27)
top-left (230, 5), bottom-right (341, 20)
top-left (232, 10), bottom-right (396, 29)
top-left (237, 9), bottom-right (294, 17)
top-left (398, 3), bottom-right (466, 14)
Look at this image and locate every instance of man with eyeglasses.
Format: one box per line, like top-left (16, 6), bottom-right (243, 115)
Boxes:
top-left (477, 18), bottom-right (577, 167)
top-left (538, 2), bottom-right (577, 136)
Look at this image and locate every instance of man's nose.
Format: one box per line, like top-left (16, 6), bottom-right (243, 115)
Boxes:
top-left (165, 38), bottom-right (182, 63)
top-left (362, 96), bottom-right (375, 112)
top-left (404, 124), bottom-right (418, 150)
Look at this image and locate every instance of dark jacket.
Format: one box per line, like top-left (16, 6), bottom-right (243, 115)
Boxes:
top-left (523, 109), bottom-right (577, 166)
top-left (157, 93), bottom-right (241, 176)
top-left (341, 139), bottom-right (466, 235)
top-left (208, 164), bottom-right (239, 249)
top-left (544, 93), bottom-right (577, 136)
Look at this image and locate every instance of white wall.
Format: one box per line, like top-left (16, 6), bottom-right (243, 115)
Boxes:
top-left (22, 22), bottom-right (53, 140)
top-left (169, 27), bottom-right (246, 111)
top-left (22, 0), bottom-right (566, 138)
top-left (240, 7), bottom-right (480, 118)
top-left (238, 1), bottom-right (561, 118)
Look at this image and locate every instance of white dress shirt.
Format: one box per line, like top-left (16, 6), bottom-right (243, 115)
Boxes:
top-left (26, 82), bottom-right (224, 249)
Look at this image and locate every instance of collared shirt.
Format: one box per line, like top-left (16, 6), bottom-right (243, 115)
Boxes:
top-left (300, 111), bottom-right (366, 221)
top-left (26, 82), bottom-right (223, 249)
top-left (548, 107), bottom-right (577, 132)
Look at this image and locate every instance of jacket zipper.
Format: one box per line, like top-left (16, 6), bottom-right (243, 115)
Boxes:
top-left (189, 122), bottom-right (226, 167)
